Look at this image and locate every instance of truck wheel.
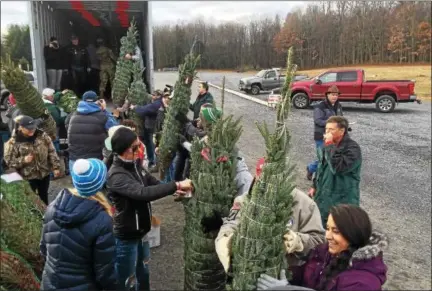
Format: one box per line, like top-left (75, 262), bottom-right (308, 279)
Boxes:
top-left (292, 93), bottom-right (310, 109)
top-left (375, 95), bottom-right (396, 113)
top-left (250, 85), bottom-right (260, 95)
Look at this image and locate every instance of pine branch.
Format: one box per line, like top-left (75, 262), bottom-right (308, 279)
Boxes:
top-left (231, 47), bottom-right (297, 290)
top-left (158, 49), bottom-right (201, 178)
top-left (184, 114), bottom-right (243, 291)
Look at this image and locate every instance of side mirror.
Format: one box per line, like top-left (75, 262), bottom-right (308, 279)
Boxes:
top-left (315, 78), bottom-right (322, 85)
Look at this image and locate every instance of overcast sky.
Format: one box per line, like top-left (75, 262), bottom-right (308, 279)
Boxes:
top-left (1, 1), bottom-right (305, 34)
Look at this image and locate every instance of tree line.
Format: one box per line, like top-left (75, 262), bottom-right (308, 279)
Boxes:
top-left (153, 1), bottom-right (431, 70)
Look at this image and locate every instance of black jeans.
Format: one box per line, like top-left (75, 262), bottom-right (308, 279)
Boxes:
top-left (28, 175), bottom-right (50, 205)
top-left (174, 147), bottom-right (190, 181)
top-left (71, 68), bottom-right (88, 96)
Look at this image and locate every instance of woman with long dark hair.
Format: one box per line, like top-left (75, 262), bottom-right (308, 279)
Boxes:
top-left (257, 204), bottom-right (389, 291)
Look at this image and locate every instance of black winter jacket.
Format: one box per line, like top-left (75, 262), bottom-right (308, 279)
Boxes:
top-left (313, 99), bottom-right (343, 141)
top-left (106, 156), bottom-right (177, 240)
top-left (44, 45), bottom-right (64, 70)
top-left (66, 110), bottom-right (108, 161)
top-left (40, 189), bottom-right (116, 291)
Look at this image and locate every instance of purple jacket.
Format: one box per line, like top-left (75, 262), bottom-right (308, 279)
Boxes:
top-left (291, 231), bottom-right (388, 291)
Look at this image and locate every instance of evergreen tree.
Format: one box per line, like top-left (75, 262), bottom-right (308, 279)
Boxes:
top-left (230, 47), bottom-right (297, 290)
top-left (1, 59), bottom-right (56, 140)
top-left (127, 61), bottom-right (151, 132)
top-left (157, 52), bottom-right (200, 178)
top-left (0, 178), bottom-right (46, 288)
top-left (112, 21), bottom-right (138, 107)
top-left (183, 112), bottom-right (243, 291)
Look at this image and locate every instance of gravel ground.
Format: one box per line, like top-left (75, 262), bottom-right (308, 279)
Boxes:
top-left (45, 71), bottom-right (431, 290)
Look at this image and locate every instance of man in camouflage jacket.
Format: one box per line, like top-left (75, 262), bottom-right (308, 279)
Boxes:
top-left (96, 38), bottom-right (117, 99)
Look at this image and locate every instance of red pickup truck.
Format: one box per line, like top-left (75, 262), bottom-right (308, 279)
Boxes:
top-left (288, 69), bottom-right (420, 113)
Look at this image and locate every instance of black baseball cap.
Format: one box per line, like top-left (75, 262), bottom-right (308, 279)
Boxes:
top-left (14, 115), bottom-right (41, 130)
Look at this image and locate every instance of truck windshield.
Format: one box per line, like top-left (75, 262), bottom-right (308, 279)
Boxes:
top-left (256, 70), bottom-right (267, 77)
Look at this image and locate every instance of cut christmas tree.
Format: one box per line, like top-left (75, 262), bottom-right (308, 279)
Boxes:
top-left (127, 61), bottom-right (151, 131)
top-left (0, 249), bottom-right (41, 291)
top-left (1, 60), bottom-right (57, 140)
top-left (54, 90), bottom-right (79, 113)
top-left (158, 52), bottom-right (200, 179)
top-left (230, 47), bottom-right (297, 290)
top-left (112, 21), bottom-right (138, 107)
top-left (0, 177), bottom-right (47, 286)
top-left (183, 113), bottom-right (243, 291)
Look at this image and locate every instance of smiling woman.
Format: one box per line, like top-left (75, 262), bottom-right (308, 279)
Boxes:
top-left (284, 204), bottom-right (390, 291)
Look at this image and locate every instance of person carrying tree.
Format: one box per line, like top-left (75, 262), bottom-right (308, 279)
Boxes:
top-left (308, 116), bottom-right (362, 226)
top-left (96, 38), bottom-right (117, 99)
top-left (106, 127), bottom-right (193, 291)
top-left (256, 204), bottom-right (388, 291)
top-left (215, 157), bottom-right (325, 277)
top-left (190, 81), bottom-right (214, 120)
top-left (129, 91), bottom-right (173, 172)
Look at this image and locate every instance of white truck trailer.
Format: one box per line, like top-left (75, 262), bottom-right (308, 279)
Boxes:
top-left (27, 1), bottom-right (154, 92)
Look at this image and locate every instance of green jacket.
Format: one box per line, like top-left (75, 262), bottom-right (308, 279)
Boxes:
top-left (190, 92), bottom-right (214, 120)
top-left (313, 134), bottom-right (362, 226)
top-left (43, 99), bottom-right (65, 127)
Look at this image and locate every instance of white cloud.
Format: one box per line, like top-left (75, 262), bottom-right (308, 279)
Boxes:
top-left (0, 1), bottom-right (305, 35)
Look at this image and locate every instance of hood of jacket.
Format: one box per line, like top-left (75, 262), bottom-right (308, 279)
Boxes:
top-left (51, 188), bottom-right (106, 227)
top-left (77, 101), bottom-right (102, 115)
top-left (348, 231), bottom-right (388, 284)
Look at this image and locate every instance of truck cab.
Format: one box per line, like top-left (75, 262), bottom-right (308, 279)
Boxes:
top-left (239, 68), bottom-right (285, 95)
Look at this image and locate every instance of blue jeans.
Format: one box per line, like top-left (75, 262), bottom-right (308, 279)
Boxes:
top-left (115, 239), bottom-right (150, 291)
top-left (53, 139), bottom-right (60, 153)
top-left (141, 132), bottom-right (155, 166)
top-left (307, 140), bottom-right (324, 174)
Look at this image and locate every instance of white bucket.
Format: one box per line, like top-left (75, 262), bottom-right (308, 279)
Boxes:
top-left (147, 216), bottom-right (161, 248)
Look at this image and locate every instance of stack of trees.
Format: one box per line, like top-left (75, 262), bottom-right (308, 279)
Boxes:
top-left (230, 47), bottom-right (297, 290)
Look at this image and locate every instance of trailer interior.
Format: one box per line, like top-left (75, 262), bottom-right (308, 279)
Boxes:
top-left (28, 1), bottom-right (153, 92)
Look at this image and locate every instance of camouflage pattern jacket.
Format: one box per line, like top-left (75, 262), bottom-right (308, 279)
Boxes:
top-left (96, 46), bottom-right (116, 70)
top-left (4, 129), bottom-right (60, 180)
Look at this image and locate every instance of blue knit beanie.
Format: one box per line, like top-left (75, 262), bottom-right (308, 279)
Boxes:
top-left (82, 90), bottom-right (98, 102)
top-left (71, 159), bottom-right (107, 197)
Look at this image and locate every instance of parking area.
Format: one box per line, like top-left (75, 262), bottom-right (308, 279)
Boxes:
top-left (44, 71), bottom-right (431, 290)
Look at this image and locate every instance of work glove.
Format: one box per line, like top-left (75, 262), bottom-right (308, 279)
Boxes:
top-left (215, 232), bottom-right (234, 273)
top-left (257, 269), bottom-right (288, 290)
top-left (283, 230), bottom-right (304, 254)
